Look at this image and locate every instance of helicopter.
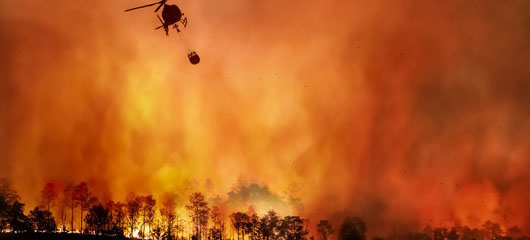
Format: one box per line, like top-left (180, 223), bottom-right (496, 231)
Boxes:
top-left (125, 0), bottom-right (200, 65)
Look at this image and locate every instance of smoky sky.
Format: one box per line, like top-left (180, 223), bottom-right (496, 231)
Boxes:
top-left (1, 0), bottom-right (530, 237)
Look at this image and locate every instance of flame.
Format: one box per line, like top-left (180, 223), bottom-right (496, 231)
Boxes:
top-left (1, 0), bottom-right (530, 237)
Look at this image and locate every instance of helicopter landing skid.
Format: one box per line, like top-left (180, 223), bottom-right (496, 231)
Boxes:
top-left (181, 17), bottom-right (187, 27)
top-left (173, 24), bottom-right (181, 32)
top-left (173, 18), bottom-right (187, 33)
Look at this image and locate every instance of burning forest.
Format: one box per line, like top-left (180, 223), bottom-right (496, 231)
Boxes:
top-left (0, 179), bottom-right (529, 240)
top-left (1, 0), bottom-right (530, 239)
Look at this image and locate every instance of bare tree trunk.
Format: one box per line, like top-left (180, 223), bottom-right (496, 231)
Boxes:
top-left (71, 202), bottom-right (74, 233)
top-left (46, 201), bottom-right (50, 231)
top-left (80, 207), bottom-right (83, 233)
top-left (142, 209), bottom-right (146, 239)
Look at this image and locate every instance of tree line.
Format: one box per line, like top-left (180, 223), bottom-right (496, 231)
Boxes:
top-left (1, 179), bottom-right (529, 240)
top-left (0, 179), bottom-right (312, 240)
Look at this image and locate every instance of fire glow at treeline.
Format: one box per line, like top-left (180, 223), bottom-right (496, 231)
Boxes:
top-left (0, 179), bottom-right (529, 240)
top-left (1, 0), bottom-right (530, 239)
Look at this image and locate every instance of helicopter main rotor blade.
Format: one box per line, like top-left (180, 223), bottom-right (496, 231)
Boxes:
top-left (154, 0), bottom-right (166, 12)
top-left (154, 3), bottom-right (163, 12)
top-left (124, 1), bottom-right (162, 12)
top-left (156, 15), bottom-right (165, 25)
top-left (155, 15), bottom-right (165, 30)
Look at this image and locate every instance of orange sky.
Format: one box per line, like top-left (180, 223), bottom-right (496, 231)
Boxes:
top-left (1, 0), bottom-right (530, 236)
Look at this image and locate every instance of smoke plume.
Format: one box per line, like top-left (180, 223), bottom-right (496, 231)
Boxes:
top-left (1, 0), bottom-right (529, 236)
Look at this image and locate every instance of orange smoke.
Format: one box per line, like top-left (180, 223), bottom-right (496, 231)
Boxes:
top-left (1, 0), bottom-right (530, 237)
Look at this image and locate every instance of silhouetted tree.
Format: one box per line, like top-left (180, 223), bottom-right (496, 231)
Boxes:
top-left (278, 216), bottom-right (308, 240)
top-left (40, 182), bottom-right (58, 231)
top-left (210, 206), bottom-right (224, 240)
top-left (459, 226), bottom-right (486, 240)
top-left (176, 217), bottom-right (186, 240)
top-left (211, 206), bottom-right (222, 230)
top-left (137, 196), bottom-right (146, 238)
top-left (109, 201), bottom-right (127, 236)
top-left (0, 194), bottom-right (8, 232)
top-left (483, 221), bottom-right (503, 240)
top-left (186, 192), bottom-right (210, 240)
top-left (126, 192), bottom-right (142, 237)
top-left (259, 210), bottom-right (281, 240)
top-left (10, 180), bottom-right (530, 240)
top-left (339, 217), bottom-right (366, 240)
top-left (252, 213), bottom-right (261, 239)
top-left (434, 227), bottom-right (446, 240)
top-left (41, 182), bottom-right (57, 213)
top-left (448, 228), bottom-right (459, 240)
top-left (56, 194), bottom-right (68, 232)
top-left (199, 207), bottom-right (209, 240)
top-left (246, 206), bottom-right (260, 240)
top-left (7, 200), bottom-right (32, 233)
top-left (230, 212), bottom-right (250, 240)
top-left (0, 179), bottom-right (19, 203)
top-left (73, 182), bottom-right (91, 233)
top-left (210, 227), bottom-right (223, 240)
top-left (433, 227), bottom-right (459, 240)
top-left (140, 195), bottom-right (157, 239)
top-left (0, 180), bottom-right (32, 233)
top-left (317, 220), bottom-right (333, 240)
top-left (63, 183), bottom-right (76, 232)
top-left (29, 207), bottom-right (56, 232)
top-left (506, 227), bottom-right (525, 240)
top-left (85, 203), bottom-right (110, 235)
top-left (151, 219), bottom-right (164, 240)
top-left (408, 232), bottom-right (431, 240)
top-left (0, 178), bottom-right (20, 233)
top-left (160, 194), bottom-right (177, 240)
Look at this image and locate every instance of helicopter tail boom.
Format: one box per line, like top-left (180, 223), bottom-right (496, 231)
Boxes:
top-left (155, 15), bottom-right (169, 36)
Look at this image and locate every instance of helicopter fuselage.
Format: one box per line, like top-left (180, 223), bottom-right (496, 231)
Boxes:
top-left (161, 4), bottom-right (182, 26)
top-left (124, 0), bottom-right (199, 65)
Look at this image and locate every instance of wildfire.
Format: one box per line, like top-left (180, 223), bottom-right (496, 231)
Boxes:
top-left (1, 0), bottom-right (530, 238)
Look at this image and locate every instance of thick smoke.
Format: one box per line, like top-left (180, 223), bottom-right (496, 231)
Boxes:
top-left (1, 0), bottom-right (530, 237)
